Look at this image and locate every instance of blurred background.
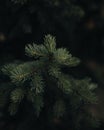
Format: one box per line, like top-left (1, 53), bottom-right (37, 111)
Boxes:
top-left (0, 0), bottom-right (104, 129)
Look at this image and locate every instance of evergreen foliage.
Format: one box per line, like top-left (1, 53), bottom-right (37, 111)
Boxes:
top-left (6, 0), bottom-right (84, 45)
top-left (11, 0), bottom-right (28, 4)
top-left (1, 35), bottom-right (99, 129)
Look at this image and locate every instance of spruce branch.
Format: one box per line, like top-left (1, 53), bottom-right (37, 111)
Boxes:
top-left (30, 74), bottom-right (44, 94)
top-left (8, 102), bottom-right (19, 115)
top-left (58, 74), bottom-right (72, 94)
top-left (48, 63), bottom-right (61, 78)
top-left (2, 63), bottom-right (18, 76)
top-left (25, 44), bottom-right (48, 58)
top-left (1, 35), bottom-right (98, 129)
top-left (44, 34), bottom-right (56, 53)
top-left (10, 88), bottom-right (25, 103)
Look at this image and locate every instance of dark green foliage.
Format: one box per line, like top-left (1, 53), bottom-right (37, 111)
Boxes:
top-left (3, 0), bottom-right (84, 46)
top-left (11, 0), bottom-right (28, 4)
top-left (1, 35), bottom-right (99, 129)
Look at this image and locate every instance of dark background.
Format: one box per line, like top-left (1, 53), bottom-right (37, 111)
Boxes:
top-left (0, 0), bottom-right (104, 130)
